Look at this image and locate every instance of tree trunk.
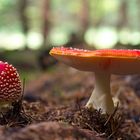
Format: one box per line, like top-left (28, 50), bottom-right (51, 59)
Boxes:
top-left (117, 0), bottom-right (128, 30)
top-left (18, 0), bottom-right (29, 49)
top-left (42, 0), bottom-right (51, 48)
top-left (80, 0), bottom-right (89, 40)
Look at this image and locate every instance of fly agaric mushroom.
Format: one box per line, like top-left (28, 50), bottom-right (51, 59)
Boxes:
top-left (0, 61), bottom-right (22, 112)
top-left (50, 47), bottom-right (140, 114)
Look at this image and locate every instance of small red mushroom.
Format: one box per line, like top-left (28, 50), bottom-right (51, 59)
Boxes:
top-left (50, 47), bottom-right (140, 114)
top-left (0, 61), bottom-right (22, 112)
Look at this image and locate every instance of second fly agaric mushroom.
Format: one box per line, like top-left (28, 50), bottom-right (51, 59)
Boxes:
top-left (0, 61), bottom-right (22, 112)
top-left (50, 47), bottom-right (140, 114)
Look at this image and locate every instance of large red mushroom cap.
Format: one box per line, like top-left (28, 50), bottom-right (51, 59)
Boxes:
top-left (50, 47), bottom-right (140, 74)
top-left (0, 61), bottom-right (22, 103)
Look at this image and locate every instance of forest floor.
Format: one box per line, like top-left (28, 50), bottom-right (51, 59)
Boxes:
top-left (0, 63), bottom-right (140, 140)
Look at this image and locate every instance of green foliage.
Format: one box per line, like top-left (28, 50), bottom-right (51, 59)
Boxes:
top-left (0, 0), bottom-right (20, 31)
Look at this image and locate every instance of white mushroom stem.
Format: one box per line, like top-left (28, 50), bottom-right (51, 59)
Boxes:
top-left (0, 102), bottom-right (12, 113)
top-left (86, 72), bottom-right (114, 114)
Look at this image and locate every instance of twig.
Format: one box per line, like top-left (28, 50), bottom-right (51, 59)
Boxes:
top-left (104, 102), bottom-right (119, 126)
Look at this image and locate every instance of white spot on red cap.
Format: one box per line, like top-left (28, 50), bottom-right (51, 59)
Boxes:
top-left (0, 61), bottom-right (22, 102)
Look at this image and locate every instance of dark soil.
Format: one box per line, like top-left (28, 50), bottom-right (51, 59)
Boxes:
top-left (0, 64), bottom-right (140, 140)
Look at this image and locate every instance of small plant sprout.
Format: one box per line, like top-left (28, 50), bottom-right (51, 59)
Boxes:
top-left (0, 61), bottom-right (22, 113)
top-left (50, 47), bottom-right (140, 114)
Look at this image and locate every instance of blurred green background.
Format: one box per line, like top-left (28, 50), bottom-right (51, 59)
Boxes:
top-left (1, 0), bottom-right (140, 50)
top-left (1, 0), bottom-right (140, 72)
